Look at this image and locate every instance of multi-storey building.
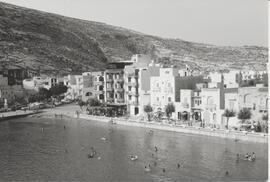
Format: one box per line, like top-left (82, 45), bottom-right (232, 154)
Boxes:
top-left (23, 76), bottom-right (61, 91)
top-left (150, 67), bottom-right (205, 119)
top-left (124, 55), bottom-right (160, 116)
top-left (0, 65), bottom-right (28, 86)
top-left (201, 87), bottom-right (225, 127)
top-left (82, 71), bottom-right (105, 103)
top-left (65, 75), bottom-right (84, 100)
top-left (238, 86), bottom-right (268, 121)
top-left (104, 62), bottom-right (133, 104)
top-left (0, 74), bottom-right (24, 106)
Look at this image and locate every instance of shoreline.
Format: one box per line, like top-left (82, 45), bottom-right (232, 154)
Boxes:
top-left (78, 113), bottom-right (268, 144)
top-left (27, 104), bottom-right (268, 144)
top-left (0, 110), bottom-right (42, 122)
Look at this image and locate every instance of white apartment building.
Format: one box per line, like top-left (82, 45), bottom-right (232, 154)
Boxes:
top-left (150, 68), bottom-right (179, 113)
top-left (201, 88), bottom-right (225, 128)
top-left (124, 55), bottom-right (159, 116)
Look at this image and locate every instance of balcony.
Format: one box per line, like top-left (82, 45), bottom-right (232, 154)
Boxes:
top-left (106, 78), bottom-right (113, 82)
top-left (164, 87), bottom-right (173, 93)
top-left (115, 87), bottom-right (124, 92)
top-left (242, 103), bottom-right (253, 109)
top-left (116, 98), bottom-right (125, 103)
top-left (94, 90), bottom-right (104, 94)
top-left (95, 80), bottom-right (104, 85)
top-left (126, 82), bottom-right (137, 87)
top-left (258, 105), bottom-right (267, 111)
top-left (115, 77), bottom-right (124, 82)
top-left (205, 104), bottom-right (216, 110)
top-left (126, 90), bottom-right (139, 96)
top-left (152, 87), bottom-right (161, 92)
top-left (126, 73), bottom-right (138, 78)
top-left (182, 103), bottom-right (189, 108)
top-left (106, 87), bottom-right (114, 92)
top-left (106, 97), bottom-right (114, 102)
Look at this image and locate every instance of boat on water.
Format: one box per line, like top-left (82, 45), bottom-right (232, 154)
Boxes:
top-left (101, 137), bottom-right (107, 141)
top-left (130, 155), bottom-right (138, 161)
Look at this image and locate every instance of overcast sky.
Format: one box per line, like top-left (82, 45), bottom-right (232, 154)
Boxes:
top-left (2, 0), bottom-right (268, 47)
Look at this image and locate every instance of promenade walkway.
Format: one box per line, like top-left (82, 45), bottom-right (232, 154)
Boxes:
top-left (78, 113), bottom-right (268, 143)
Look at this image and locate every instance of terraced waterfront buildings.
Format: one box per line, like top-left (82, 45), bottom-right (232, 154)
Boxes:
top-left (0, 54), bottom-right (268, 129)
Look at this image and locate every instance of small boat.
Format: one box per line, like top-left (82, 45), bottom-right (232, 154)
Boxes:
top-left (130, 155), bottom-right (138, 161)
top-left (101, 137), bottom-right (107, 141)
top-left (144, 167), bottom-right (151, 172)
top-left (87, 152), bottom-right (95, 158)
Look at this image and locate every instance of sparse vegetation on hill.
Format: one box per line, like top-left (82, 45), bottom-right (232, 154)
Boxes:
top-left (0, 2), bottom-right (267, 76)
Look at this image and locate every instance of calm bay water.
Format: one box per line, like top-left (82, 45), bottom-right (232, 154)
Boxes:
top-left (0, 116), bottom-right (267, 181)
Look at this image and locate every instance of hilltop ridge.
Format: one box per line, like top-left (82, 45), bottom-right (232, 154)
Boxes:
top-left (0, 2), bottom-right (267, 75)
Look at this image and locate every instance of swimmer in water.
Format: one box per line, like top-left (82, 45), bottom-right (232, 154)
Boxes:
top-left (177, 163), bottom-right (180, 168)
top-left (225, 171), bottom-right (229, 175)
top-left (162, 168), bottom-right (166, 173)
top-left (154, 146), bottom-right (158, 152)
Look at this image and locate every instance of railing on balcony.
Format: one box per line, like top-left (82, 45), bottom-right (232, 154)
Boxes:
top-left (182, 103), bottom-right (189, 108)
top-left (106, 87), bottom-right (114, 91)
top-left (259, 105), bottom-right (268, 111)
top-left (115, 77), bottom-right (124, 82)
top-left (126, 73), bottom-right (139, 78)
top-left (95, 80), bottom-right (104, 84)
top-left (128, 101), bottom-right (139, 106)
top-left (106, 78), bottom-right (113, 82)
top-left (106, 97), bottom-right (114, 102)
top-left (164, 87), bottom-right (173, 93)
top-left (115, 87), bottom-right (124, 92)
top-left (205, 104), bottom-right (216, 110)
top-left (126, 82), bottom-right (137, 87)
top-left (152, 87), bottom-right (161, 92)
top-left (116, 98), bottom-right (125, 103)
top-left (126, 90), bottom-right (138, 96)
top-left (242, 103), bottom-right (253, 109)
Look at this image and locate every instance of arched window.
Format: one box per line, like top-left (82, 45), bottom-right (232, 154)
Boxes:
top-left (85, 92), bottom-right (92, 96)
top-left (99, 94), bottom-right (104, 100)
top-left (99, 85), bottom-right (104, 91)
top-left (207, 96), bottom-right (214, 105)
top-left (244, 94), bottom-right (252, 104)
top-left (99, 76), bottom-right (104, 82)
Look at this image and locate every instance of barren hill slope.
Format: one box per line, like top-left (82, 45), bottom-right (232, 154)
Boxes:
top-left (0, 2), bottom-right (267, 75)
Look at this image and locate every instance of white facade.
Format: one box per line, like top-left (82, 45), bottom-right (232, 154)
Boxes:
top-left (23, 76), bottom-right (59, 91)
top-left (150, 68), bottom-right (178, 112)
top-left (201, 88), bottom-right (224, 127)
top-left (223, 71), bottom-right (240, 88)
top-left (65, 75), bottom-right (83, 100)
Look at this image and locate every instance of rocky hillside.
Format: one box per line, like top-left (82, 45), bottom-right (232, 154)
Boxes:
top-left (0, 2), bottom-right (268, 76)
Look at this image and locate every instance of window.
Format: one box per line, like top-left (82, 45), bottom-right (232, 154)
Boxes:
top-left (99, 94), bottom-right (104, 100)
top-left (244, 94), bottom-right (252, 104)
top-left (85, 92), bottom-right (92, 96)
top-left (128, 86), bottom-right (131, 91)
top-left (168, 97), bottom-right (171, 102)
top-left (128, 77), bottom-right (131, 82)
top-left (129, 95), bottom-right (132, 100)
top-left (229, 101), bottom-right (234, 110)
